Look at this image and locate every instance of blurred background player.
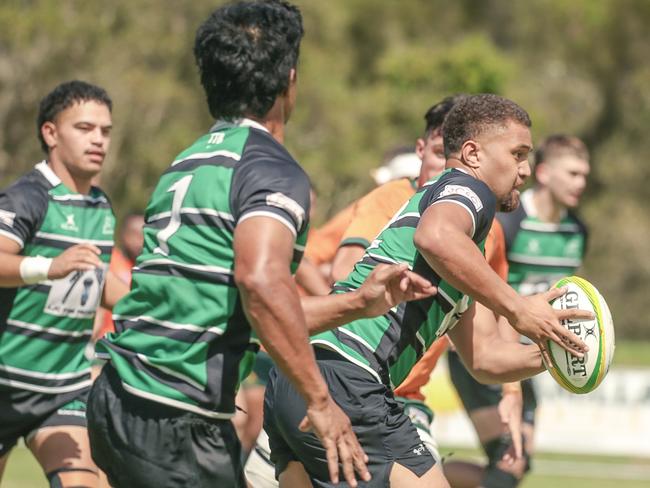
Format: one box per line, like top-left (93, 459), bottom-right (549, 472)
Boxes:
top-left (0, 80), bottom-right (128, 488)
top-left (92, 212), bottom-right (144, 341)
top-left (444, 134), bottom-right (590, 488)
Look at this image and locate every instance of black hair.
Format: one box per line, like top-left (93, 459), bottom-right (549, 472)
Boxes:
top-left (423, 94), bottom-right (468, 136)
top-left (534, 134), bottom-right (589, 166)
top-left (442, 94), bottom-right (531, 158)
top-left (194, 0), bottom-right (304, 120)
top-left (37, 80), bottom-right (112, 153)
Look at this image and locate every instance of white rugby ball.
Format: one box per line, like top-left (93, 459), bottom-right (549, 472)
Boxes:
top-left (547, 276), bottom-right (615, 394)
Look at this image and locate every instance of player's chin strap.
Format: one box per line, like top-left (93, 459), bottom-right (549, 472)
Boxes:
top-left (46, 467), bottom-right (98, 488)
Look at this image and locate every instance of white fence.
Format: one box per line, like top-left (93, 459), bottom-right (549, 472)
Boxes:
top-left (426, 361), bottom-right (650, 457)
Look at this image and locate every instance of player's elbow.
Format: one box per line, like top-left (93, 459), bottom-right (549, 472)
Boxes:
top-left (413, 225), bottom-right (446, 259)
top-left (466, 347), bottom-right (511, 385)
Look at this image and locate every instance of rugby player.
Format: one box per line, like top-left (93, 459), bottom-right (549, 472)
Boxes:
top-left (445, 134), bottom-right (590, 488)
top-left (86, 2), bottom-right (435, 487)
top-left (264, 94), bottom-right (593, 487)
top-left (0, 80), bottom-right (128, 488)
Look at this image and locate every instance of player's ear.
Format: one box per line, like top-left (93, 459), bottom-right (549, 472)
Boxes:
top-left (415, 137), bottom-right (426, 159)
top-left (535, 161), bottom-right (550, 185)
top-left (289, 68), bottom-right (297, 86)
top-left (41, 122), bottom-right (57, 151)
top-left (460, 140), bottom-right (481, 169)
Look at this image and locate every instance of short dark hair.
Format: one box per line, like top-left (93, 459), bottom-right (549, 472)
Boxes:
top-left (534, 134), bottom-right (589, 166)
top-left (194, 0), bottom-right (304, 120)
top-left (37, 80), bottom-right (112, 153)
top-left (442, 94), bottom-right (531, 158)
top-left (423, 94), bottom-right (468, 136)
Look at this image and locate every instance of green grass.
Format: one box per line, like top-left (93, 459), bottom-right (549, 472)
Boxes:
top-left (4, 444), bottom-right (650, 488)
top-left (612, 340), bottom-right (650, 367)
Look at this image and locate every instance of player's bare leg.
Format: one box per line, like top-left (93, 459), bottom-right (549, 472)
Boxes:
top-left (279, 461), bottom-right (311, 488)
top-left (444, 406), bottom-right (531, 487)
top-left (390, 462), bottom-right (450, 487)
top-left (28, 426), bottom-right (99, 488)
top-left (0, 452), bottom-right (10, 483)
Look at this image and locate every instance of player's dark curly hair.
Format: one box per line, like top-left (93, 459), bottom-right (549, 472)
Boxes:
top-left (442, 94), bottom-right (531, 157)
top-left (423, 94), bottom-right (468, 136)
top-left (37, 80), bottom-right (112, 153)
top-left (194, 0), bottom-right (304, 120)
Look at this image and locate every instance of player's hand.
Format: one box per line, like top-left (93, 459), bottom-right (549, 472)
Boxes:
top-left (510, 287), bottom-right (593, 361)
top-left (498, 384), bottom-right (523, 464)
top-left (299, 396), bottom-right (371, 487)
top-left (48, 244), bottom-right (102, 279)
top-left (358, 263), bottom-right (437, 318)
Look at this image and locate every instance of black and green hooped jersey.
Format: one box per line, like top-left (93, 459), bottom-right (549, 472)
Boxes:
top-left (0, 161), bottom-right (114, 395)
top-left (97, 119), bottom-right (311, 418)
top-left (311, 169), bottom-right (496, 388)
top-left (497, 189), bottom-right (588, 296)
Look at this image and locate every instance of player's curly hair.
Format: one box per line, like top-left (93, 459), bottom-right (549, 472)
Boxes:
top-left (194, 0), bottom-right (304, 120)
top-left (37, 80), bottom-right (112, 153)
top-left (442, 94), bottom-right (531, 158)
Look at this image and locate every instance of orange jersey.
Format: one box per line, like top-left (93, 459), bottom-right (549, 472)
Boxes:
top-left (304, 204), bottom-right (355, 267)
top-left (340, 178), bottom-right (417, 248)
top-left (394, 219), bottom-right (509, 400)
top-left (94, 248), bottom-right (134, 338)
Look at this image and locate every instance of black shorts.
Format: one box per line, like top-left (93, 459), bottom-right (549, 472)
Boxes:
top-left (264, 348), bottom-right (436, 487)
top-left (0, 384), bottom-right (88, 457)
top-left (87, 364), bottom-right (245, 488)
top-left (447, 350), bottom-right (537, 425)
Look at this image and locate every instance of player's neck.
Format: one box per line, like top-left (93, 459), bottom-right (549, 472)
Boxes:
top-left (46, 157), bottom-right (92, 195)
top-left (248, 98), bottom-right (289, 144)
top-left (532, 187), bottom-right (565, 223)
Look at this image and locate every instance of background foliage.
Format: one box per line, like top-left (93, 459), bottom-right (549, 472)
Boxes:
top-left (1, 0), bottom-right (648, 339)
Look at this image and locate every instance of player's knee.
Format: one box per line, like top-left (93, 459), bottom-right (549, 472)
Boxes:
top-left (481, 436), bottom-right (531, 488)
top-left (46, 467), bottom-right (98, 488)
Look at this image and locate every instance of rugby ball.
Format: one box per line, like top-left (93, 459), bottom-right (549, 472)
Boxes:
top-left (547, 276), bottom-right (614, 394)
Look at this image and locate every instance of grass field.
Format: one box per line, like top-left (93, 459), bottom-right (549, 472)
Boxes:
top-left (4, 444), bottom-right (649, 488)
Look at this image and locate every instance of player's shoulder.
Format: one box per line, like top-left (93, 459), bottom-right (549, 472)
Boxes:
top-left (1, 164), bottom-right (52, 203)
top-left (239, 127), bottom-right (308, 182)
top-left (566, 210), bottom-right (588, 234)
top-left (424, 169), bottom-right (495, 209)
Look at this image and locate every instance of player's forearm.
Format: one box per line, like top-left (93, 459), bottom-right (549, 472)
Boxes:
top-left (416, 227), bottom-right (523, 323)
top-left (330, 245), bottom-right (365, 283)
top-left (472, 342), bottom-right (544, 384)
top-left (301, 291), bottom-right (367, 335)
top-left (238, 270), bottom-right (329, 407)
top-left (0, 253), bottom-right (40, 287)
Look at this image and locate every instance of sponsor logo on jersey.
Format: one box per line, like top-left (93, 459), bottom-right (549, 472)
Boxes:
top-left (61, 214), bottom-right (79, 232)
top-left (266, 192), bottom-right (306, 229)
top-left (0, 209), bottom-right (16, 227)
top-left (439, 185), bottom-right (483, 211)
top-left (208, 132), bottom-right (225, 145)
top-left (102, 215), bottom-right (115, 235)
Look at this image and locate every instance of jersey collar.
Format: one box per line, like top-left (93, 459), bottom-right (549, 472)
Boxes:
top-left (210, 118), bottom-right (270, 134)
top-left (35, 160), bottom-right (62, 187)
top-left (521, 189), bottom-right (567, 220)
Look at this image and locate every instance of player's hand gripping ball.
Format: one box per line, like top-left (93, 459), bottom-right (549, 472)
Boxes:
top-left (546, 276), bottom-right (614, 394)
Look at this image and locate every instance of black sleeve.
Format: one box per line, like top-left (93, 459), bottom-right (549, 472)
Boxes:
top-left (230, 132), bottom-right (311, 237)
top-left (420, 172), bottom-right (496, 243)
top-left (570, 212), bottom-right (589, 257)
top-left (0, 178), bottom-right (49, 249)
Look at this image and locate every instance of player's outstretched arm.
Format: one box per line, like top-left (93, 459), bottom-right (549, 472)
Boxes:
top-left (0, 236), bottom-right (102, 287)
top-left (234, 216), bottom-right (370, 487)
top-left (414, 202), bottom-right (589, 358)
top-left (448, 301), bottom-right (545, 384)
top-left (302, 263), bottom-right (437, 336)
